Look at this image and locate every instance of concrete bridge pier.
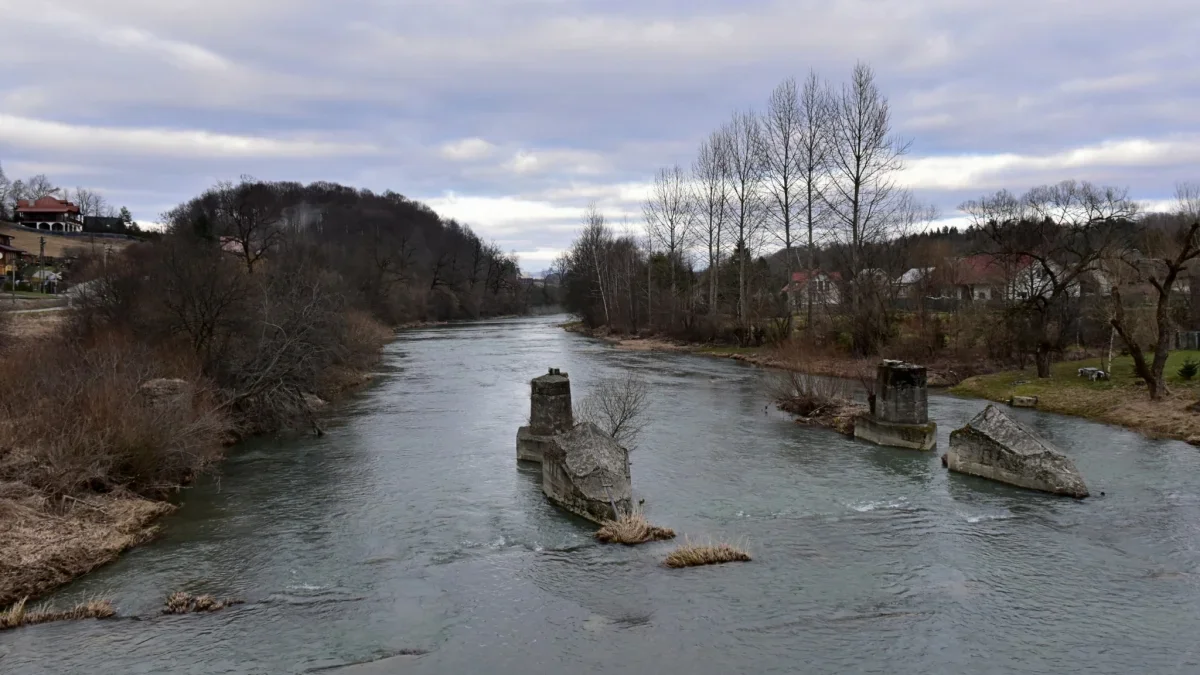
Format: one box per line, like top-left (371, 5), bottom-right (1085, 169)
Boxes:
top-left (516, 367), bottom-right (573, 462)
top-left (854, 360), bottom-right (938, 451)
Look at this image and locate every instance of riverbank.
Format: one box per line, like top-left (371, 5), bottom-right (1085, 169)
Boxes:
top-left (951, 352), bottom-right (1200, 444)
top-left (562, 320), bottom-right (1200, 440)
top-left (0, 316), bottom-right (392, 610)
top-left (560, 321), bottom-right (984, 387)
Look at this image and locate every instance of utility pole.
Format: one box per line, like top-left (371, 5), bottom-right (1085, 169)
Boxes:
top-left (38, 236), bottom-right (45, 294)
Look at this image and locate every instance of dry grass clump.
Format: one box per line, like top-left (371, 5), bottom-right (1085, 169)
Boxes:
top-left (0, 487), bottom-right (174, 608)
top-left (1, 596), bottom-right (115, 631)
top-left (663, 539), bottom-right (752, 568)
top-left (163, 591), bottom-right (244, 614)
top-left (594, 511), bottom-right (676, 545)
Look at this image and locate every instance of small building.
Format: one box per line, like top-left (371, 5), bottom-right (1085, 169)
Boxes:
top-left (0, 233), bottom-right (28, 275)
top-left (783, 270), bottom-right (841, 311)
top-left (15, 196), bottom-right (83, 233)
top-left (897, 267), bottom-right (936, 298)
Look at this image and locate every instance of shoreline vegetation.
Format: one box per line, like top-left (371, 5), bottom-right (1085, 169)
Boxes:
top-left (562, 321), bottom-right (1200, 443)
top-left (0, 177), bottom-right (540, 616)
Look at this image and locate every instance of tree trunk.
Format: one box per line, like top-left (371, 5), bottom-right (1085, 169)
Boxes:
top-left (1110, 286), bottom-right (1163, 400)
top-left (1035, 344), bottom-right (1052, 378)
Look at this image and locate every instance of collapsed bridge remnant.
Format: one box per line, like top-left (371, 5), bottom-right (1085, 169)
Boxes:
top-left (516, 368), bottom-right (632, 523)
top-left (854, 360), bottom-right (938, 451)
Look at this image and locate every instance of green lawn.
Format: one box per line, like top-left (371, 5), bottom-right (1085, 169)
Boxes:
top-left (951, 351), bottom-right (1200, 439)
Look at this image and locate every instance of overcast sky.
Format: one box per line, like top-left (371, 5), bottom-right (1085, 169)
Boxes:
top-left (1, 0), bottom-right (1197, 273)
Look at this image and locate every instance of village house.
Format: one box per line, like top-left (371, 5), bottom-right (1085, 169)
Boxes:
top-left (944, 254), bottom-right (1094, 303)
top-left (896, 267), bottom-right (937, 298)
top-left (783, 270), bottom-right (841, 311)
top-left (14, 196), bottom-right (84, 233)
top-left (0, 233), bottom-right (28, 276)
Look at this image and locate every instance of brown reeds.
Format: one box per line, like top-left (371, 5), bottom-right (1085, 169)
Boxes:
top-left (594, 511), bottom-right (676, 545)
top-left (0, 596), bottom-right (115, 630)
top-left (663, 539), bottom-right (752, 568)
top-left (163, 591), bottom-right (244, 614)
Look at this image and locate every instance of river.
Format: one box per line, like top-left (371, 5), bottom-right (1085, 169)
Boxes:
top-left (3, 315), bottom-right (1200, 674)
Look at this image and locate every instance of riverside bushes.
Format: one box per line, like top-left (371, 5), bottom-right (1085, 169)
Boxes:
top-left (0, 333), bottom-right (227, 499)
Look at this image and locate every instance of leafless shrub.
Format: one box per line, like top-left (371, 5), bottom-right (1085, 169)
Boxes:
top-left (0, 332), bottom-right (228, 499)
top-left (575, 370), bottom-right (650, 448)
top-left (769, 371), bottom-right (852, 417)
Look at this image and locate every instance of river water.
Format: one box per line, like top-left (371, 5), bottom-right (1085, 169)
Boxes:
top-left (3, 315), bottom-right (1200, 674)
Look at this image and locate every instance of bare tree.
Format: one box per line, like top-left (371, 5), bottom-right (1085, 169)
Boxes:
top-left (1178, 180), bottom-right (1200, 220)
top-left (692, 131), bottom-right (729, 315)
top-left (0, 162), bottom-right (10, 219)
top-left (71, 187), bottom-right (108, 219)
top-left (722, 110), bottom-right (767, 330)
top-left (963, 180), bottom-right (1137, 376)
top-left (643, 164), bottom-right (695, 327)
top-left (796, 71), bottom-right (833, 327)
top-left (763, 77), bottom-right (803, 276)
top-left (1110, 181), bottom-right (1200, 400)
top-left (823, 62), bottom-right (911, 353)
top-left (23, 174), bottom-right (59, 200)
top-left (575, 370), bottom-right (650, 449)
top-left (577, 202), bottom-right (614, 326)
top-left (215, 178), bottom-right (285, 274)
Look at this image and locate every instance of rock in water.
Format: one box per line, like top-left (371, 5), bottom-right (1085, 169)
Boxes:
top-left (946, 404), bottom-right (1089, 498)
top-left (542, 422), bottom-right (632, 523)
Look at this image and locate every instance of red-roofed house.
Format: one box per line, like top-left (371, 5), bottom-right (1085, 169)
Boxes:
top-left (945, 254), bottom-right (1078, 302)
top-left (782, 269), bottom-right (841, 311)
top-left (15, 196), bottom-right (83, 233)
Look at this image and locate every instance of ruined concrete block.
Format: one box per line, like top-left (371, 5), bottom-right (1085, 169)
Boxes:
top-left (873, 360), bottom-right (929, 425)
top-left (542, 422), bottom-right (632, 523)
top-left (946, 404), bottom-right (1089, 498)
top-left (854, 415), bottom-right (937, 451)
top-left (855, 360), bottom-right (936, 450)
top-left (518, 368), bottom-right (574, 462)
top-left (516, 426), bottom-right (555, 462)
top-left (529, 369), bottom-right (573, 436)
top-left (1008, 395), bottom-right (1038, 408)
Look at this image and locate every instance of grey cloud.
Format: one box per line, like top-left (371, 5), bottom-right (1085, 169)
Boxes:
top-left (0, 0), bottom-right (1197, 273)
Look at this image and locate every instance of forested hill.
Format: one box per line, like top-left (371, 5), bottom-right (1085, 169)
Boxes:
top-left (164, 178), bottom-right (528, 323)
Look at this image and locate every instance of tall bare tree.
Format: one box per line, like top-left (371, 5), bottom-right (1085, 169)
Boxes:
top-left (796, 71), bottom-right (832, 327)
top-left (823, 62), bottom-right (911, 353)
top-left (643, 164), bottom-right (695, 326)
top-left (577, 202), bottom-right (613, 326)
top-left (22, 174), bottom-right (59, 200)
top-left (71, 187), bottom-right (108, 219)
top-left (1110, 181), bottom-right (1200, 400)
top-left (692, 131), bottom-right (729, 315)
top-left (763, 77), bottom-right (802, 276)
top-left (0, 162), bottom-right (10, 220)
top-left (723, 110), bottom-right (767, 330)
